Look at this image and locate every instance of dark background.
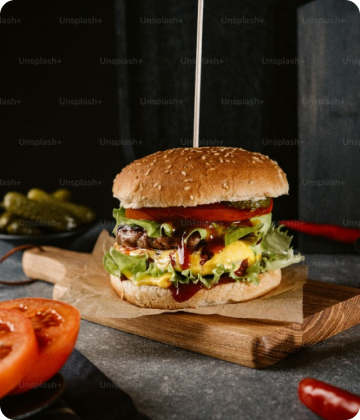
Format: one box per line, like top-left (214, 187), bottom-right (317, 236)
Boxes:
top-left (1, 0), bottom-right (359, 252)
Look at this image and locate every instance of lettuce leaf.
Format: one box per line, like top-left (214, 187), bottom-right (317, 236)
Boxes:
top-left (224, 225), bottom-right (261, 247)
top-left (252, 224), bottom-right (303, 271)
top-left (135, 261), bottom-right (168, 281)
top-left (251, 213), bottom-right (272, 238)
top-left (113, 207), bottom-right (173, 238)
top-left (103, 247), bottom-right (147, 278)
top-left (160, 223), bottom-right (173, 237)
top-left (184, 228), bottom-right (207, 244)
top-left (106, 210), bottom-right (303, 288)
top-left (113, 207), bottom-right (161, 238)
top-left (103, 251), bottom-right (121, 278)
top-left (112, 207), bottom-right (273, 243)
top-left (103, 246), bottom-right (264, 289)
top-left (212, 262), bottom-right (262, 285)
top-left (223, 212), bottom-right (272, 247)
top-left (262, 224), bottom-right (293, 254)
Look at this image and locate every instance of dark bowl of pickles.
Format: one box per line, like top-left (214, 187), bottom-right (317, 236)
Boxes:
top-left (0, 188), bottom-right (96, 248)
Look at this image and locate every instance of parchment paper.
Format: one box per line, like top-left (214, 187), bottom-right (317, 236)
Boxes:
top-left (55, 230), bottom-right (308, 323)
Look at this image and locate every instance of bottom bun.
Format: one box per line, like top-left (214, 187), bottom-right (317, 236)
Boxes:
top-left (110, 269), bottom-right (281, 309)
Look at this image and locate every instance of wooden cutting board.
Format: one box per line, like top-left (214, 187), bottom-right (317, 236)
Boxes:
top-left (22, 247), bottom-right (360, 368)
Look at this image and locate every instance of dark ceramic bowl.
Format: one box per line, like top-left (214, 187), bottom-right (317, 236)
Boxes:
top-left (0, 224), bottom-right (94, 248)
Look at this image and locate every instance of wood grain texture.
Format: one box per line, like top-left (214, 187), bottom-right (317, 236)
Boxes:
top-left (302, 280), bottom-right (360, 346)
top-left (22, 247), bottom-right (89, 285)
top-left (22, 247), bottom-right (360, 368)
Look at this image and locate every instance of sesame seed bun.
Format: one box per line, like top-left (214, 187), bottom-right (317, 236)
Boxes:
top-left (110, 269), bottom-right (281, 309)
top-left (113, 147), bottom-right (288, 208)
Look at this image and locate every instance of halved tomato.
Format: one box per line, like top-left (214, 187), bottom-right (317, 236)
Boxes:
top-left (0, 309), bottom-right (38, 399)
top-left (125, 200), bottom-right (273, 222)
top-left (0, 298), bottom-right (80, 394)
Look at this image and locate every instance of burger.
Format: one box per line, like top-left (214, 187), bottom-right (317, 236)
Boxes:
top-left (103, 147), bottom-right (302, 309)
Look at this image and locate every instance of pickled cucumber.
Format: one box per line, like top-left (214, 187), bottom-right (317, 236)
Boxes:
top-left (0, 211), bottom-right (16, 232)
top-left (28, 188), bottom-right (96, 225)
top-left (4, 192), bottom-right (78, 232)
top-left (225, 198), bottom-right (271, 210)
top-left (52, 188), bottom-right (71, 202)
top-left (6, 220), bottom-right (43, 235)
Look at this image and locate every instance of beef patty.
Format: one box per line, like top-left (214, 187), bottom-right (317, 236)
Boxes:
top-left (116, 225), bottom-right (202, 250)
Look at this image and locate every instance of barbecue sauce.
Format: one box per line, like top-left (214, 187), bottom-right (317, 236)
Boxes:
top-left (119, 219), bottom-right (255, 302)
top-left (234, 258), bottom-right (248, 277)
top-left (169, 276), bottom-right (234, 303)
top-left (199, 237), bottom-right (225, 265)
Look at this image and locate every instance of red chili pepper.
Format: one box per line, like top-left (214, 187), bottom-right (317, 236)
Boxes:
top-left (279, 220), bottom-right (360, 245)
top-left (298, 378), bottom-right (360, 420)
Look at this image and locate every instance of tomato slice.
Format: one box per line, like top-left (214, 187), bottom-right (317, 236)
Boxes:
top-left (125, 200), bottom-right (273, 222)
top-left (0, 309), bottom-right (38, 399)
top-left (0, 298), bottom-right (80, 394)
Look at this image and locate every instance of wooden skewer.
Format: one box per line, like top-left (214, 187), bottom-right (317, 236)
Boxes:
top-left (193, 0), bottom-right (204, 148)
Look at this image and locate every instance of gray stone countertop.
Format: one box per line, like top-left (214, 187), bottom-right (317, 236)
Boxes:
top-left (0, 224), bottom-right (359, 420)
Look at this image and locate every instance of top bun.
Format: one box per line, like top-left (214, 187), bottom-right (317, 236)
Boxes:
top-left (113, 147), bottom-right (289, 208)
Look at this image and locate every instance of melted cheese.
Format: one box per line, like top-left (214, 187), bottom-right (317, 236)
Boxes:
top-left (117, 240), bottom-right (257, 288)
top-left (121, 268), bottom-right (172, 288)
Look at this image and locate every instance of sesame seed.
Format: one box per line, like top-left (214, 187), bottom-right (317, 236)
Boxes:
top-left (167, 165), bottom-right (172, 169)
top-left (182, 171), bottom-right (186, 176)
top-left (219, 158), bottom-right (224, 163)
top-left (154, 182), bottom-right (158, 188)
top-left (190, 195), bottom-right (194, 200)
top-left (232, 160), bottom-right (235, 164)
top-left (205, 162), bottom-right (210, 166)
top-left (202, 156), bottom-right (206, 160)
top-left (165, 170), bottom-right (170, 174)
top-left (225, 160), bottom-right (230, 163)
top-left (184, 186), bottom-right (190, 191)
top-left (214, 153), bottom-right (219, 156)
top-left (222, 183), bottom-right (229, 190)
top-left (158, 185), bottom-right (161, 190)
top-left (145, 170), bottom-right (151, 176)
top-left (249, 180), bottom-right (254, 184)
top-left (209, 168), bottom-right (215, 171)
top-left (165, 160), bottom-right (170, 163)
